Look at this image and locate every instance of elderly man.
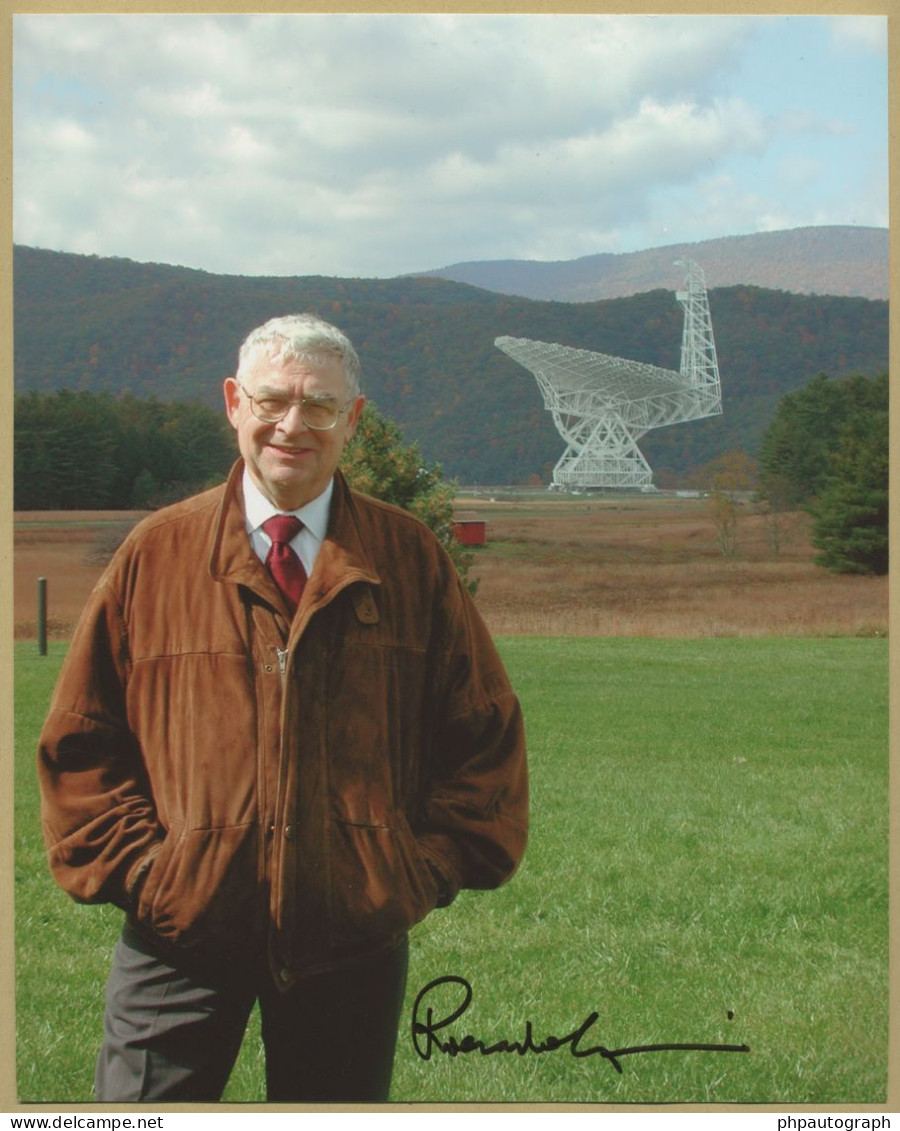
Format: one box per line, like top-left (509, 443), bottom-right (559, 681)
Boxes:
top-left (38, 314), bottom-right (528, 1103)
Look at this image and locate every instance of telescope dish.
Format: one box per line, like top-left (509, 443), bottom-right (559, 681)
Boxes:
top-left (495, 258), bottom-right (722, 489)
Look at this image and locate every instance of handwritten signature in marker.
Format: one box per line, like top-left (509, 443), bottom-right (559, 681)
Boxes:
top-left (411, 975), bottom-right (750, 1074)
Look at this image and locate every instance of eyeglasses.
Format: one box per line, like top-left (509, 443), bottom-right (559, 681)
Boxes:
top-left (238, 383), bottom-right (354, 430)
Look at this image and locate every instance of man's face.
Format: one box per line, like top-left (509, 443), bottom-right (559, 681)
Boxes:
top-left (224, 351), bottom-right (364, 511)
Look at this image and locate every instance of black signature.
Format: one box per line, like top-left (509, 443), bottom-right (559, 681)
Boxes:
top-left (411, 975), bottom-right (750, 1074)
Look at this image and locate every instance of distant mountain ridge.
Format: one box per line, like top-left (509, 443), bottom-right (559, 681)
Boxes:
top-left (416, 226), bottom-right (888, 302)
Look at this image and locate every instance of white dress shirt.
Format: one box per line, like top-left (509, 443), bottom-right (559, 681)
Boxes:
top-left (241, 468), bottom-right (333, 578)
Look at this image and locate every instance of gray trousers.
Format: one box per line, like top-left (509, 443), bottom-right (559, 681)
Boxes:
top-left (95, 923), bottom-right (409, 1103)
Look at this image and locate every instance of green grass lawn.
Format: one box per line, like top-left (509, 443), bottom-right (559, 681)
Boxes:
top-left (14, 637), bottom-right (888, 1105)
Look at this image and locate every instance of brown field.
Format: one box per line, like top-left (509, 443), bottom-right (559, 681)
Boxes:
top-left (14, 511), bottom-right (150, 640)
top-left (461, 492), bottom-right (887, 637)
top-left (14, 494), bottom-right (888, 639)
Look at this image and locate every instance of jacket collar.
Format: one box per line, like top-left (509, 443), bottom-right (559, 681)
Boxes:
top-left (209, 461), bottom-right (382, 603)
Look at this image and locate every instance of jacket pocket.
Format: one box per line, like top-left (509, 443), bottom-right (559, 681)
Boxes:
top-left (327, 814), bottom-right (438, 948)
top-left (135, 821), bottom-right (259, 951)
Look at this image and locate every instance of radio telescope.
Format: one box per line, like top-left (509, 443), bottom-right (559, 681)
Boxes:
top-left (495, 259), bottom-right (722, 490)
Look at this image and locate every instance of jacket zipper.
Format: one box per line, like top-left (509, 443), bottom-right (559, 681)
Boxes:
top-left (269, 578), bottom-right (374, 976)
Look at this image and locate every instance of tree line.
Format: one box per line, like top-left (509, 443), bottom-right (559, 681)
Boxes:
top-left (14, 390), bottom-right (476, 587)
top-left (15, 371), bottom-right (887, 578)
top-left (693, 369), bottom-right (888, 575)
top-left (14, 390), bottom-right (235, 510)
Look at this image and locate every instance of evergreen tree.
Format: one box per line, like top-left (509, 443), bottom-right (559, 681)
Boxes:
top-left (759, 372), bottom-right (888, 506)
top-left (811, 408), bottom-right (888, 575)
top-left (758, 371), bottom-right (888, 576)
top-left (14, 389), bottom-right (234, 509)
top-left (341, 403), bottom-right (476, 592)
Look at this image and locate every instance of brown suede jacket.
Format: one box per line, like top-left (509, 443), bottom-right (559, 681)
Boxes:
top-left (38, 462), bottom-right (527, 989)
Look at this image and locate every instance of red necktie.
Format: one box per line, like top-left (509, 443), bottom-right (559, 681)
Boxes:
top-left (262, 515), bottom-right (307, 614)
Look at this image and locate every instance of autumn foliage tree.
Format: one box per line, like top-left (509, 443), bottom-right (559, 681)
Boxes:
top-left (695, 450), bottom-right (758, 557)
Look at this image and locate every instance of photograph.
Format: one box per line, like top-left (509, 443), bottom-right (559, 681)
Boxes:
top-left (9, 5), bottom-right (890, 1113)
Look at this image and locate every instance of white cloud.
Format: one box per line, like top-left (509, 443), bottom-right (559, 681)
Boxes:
top-left (11, 12), bottom-right (888, 277)
top-left (46, 118), bottom-right (96, 153)
top-left (827, 16), bottom-right (886, 54)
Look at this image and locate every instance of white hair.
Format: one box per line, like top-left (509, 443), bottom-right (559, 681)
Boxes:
top-left (237, 313), bottom-right (362, 398)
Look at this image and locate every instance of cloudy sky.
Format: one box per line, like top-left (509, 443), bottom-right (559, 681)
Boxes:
top-left (13, 12), bottom-right (888, 279)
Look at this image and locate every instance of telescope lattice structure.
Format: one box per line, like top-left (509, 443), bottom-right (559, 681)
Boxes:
top-left (495, 259), bottom-right (722, 490)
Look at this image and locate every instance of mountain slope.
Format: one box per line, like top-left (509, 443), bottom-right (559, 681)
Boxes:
top-left (14, 245), bottom-right (889, 486)
top-left (417, 226), bottom-right (888, 303)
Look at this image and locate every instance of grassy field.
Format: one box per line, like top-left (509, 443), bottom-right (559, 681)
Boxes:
top-left (15, 636), bottom-right (888, 1105)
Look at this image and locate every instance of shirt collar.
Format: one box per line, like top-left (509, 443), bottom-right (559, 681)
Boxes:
top-left (241, 467), bottom-right (334, 544)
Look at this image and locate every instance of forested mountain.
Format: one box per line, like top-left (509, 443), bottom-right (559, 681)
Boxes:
top-left (14, 245), bottom-right (888, 486)
top-left (417, 226), bottom-right (889, 303)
